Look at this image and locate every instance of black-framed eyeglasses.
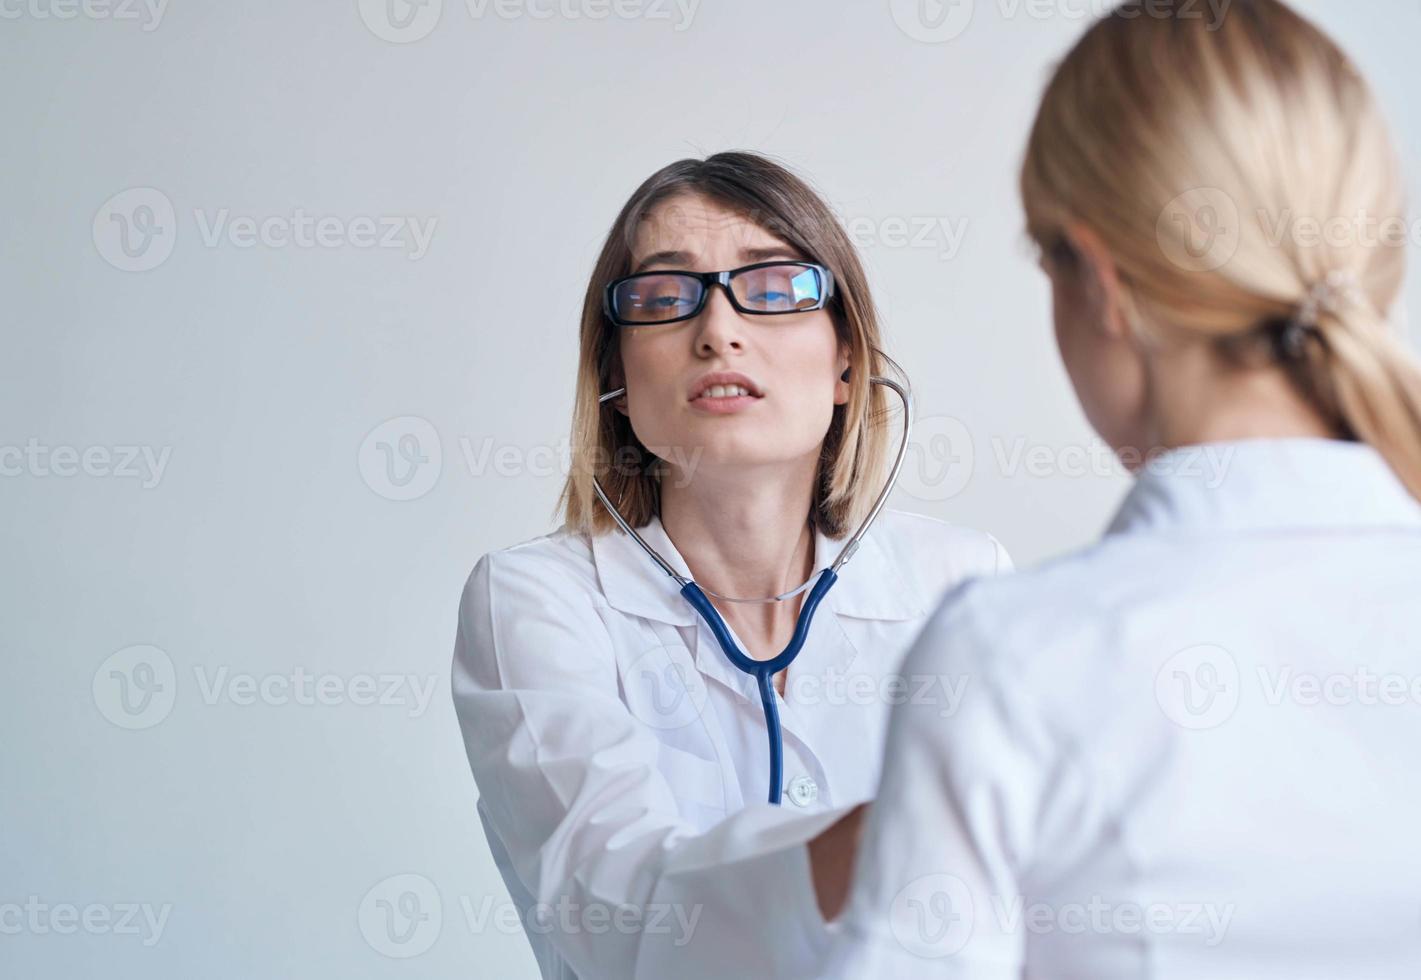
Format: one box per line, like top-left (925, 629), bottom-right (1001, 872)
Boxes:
top-left (603, 261), bottom-right (836, 327)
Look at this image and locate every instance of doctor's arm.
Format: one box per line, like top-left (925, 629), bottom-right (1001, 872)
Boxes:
top-left (806, 801), bottom-right (868, 921)
top-left (805, 529), bottom-right (1016, 925)
top-left (451, 550), bottom-right (856, 980)
top-left (822, 587), bottom-right (1076, 980)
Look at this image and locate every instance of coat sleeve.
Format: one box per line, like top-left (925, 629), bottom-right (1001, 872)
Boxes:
top-left (990, 535), bottom-right (1014, 576)
top-left (451, 549), bottom-right (855, 980)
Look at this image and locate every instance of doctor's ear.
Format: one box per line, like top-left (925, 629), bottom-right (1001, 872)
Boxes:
top-left (833, 352), bottom-right (852, 404)
top-left (606, 368), bottom-right (629, 416)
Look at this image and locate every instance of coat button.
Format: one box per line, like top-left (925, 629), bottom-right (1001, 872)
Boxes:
top-left (787, 775), bottom-right (819, 807)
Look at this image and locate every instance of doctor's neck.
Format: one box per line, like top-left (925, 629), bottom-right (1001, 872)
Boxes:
top-left (657, 456), bottom-right (819, 603)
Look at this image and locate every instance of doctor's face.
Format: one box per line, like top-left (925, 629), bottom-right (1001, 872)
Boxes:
top-left (612, 194), bottom-right (851, 481)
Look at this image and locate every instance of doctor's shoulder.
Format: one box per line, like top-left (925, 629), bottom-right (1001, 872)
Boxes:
top-left (867, 508), bottom-right (1014, 608)
top-left (454, 526), bottom-right (616, 678)
top-left (460, 525), bottom-right (602, 604)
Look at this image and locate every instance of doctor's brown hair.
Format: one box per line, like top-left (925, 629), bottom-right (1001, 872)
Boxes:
top-left (1021, 0), bottom-right (1421, 498)
top-left (557, 151), bottom-right (904, 537)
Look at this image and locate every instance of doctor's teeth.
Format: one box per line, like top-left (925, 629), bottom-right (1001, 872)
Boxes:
top-left (703, 385), bottom-right (750, 398)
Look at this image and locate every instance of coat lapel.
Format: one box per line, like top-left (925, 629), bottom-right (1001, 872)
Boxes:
top-left (590, 514), bottom-right (932, 709)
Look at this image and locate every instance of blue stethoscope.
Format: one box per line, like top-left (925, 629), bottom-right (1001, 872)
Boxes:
top-left (592, 377), bottom-right (914, 805)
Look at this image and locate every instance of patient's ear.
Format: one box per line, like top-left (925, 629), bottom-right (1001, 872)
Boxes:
top-left (1063, 222), bottom-right (1130, 343)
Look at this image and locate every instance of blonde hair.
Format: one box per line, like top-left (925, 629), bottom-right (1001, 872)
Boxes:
top-left (557, 151), bottom-right (905, 537)
top-left (1021, 0), bottom-right (1421, 498)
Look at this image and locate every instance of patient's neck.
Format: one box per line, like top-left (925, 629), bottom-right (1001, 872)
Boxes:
top-left (1141, 342), bottom-right (1346, 453)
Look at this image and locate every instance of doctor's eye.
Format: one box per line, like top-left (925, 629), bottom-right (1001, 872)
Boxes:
top-left (746, 287), bottom-right (792, 304)
top-left (732, 264), bottom-right (824, 313)
top-left (615, 274), bottom-right (704, 322)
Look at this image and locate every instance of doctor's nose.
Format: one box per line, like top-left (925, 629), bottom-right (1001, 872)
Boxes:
top-left (693, 286), bottom-right (746, 357)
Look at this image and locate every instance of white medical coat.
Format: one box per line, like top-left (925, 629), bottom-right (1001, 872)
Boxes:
top-left (452, 509), bottom-right (1011, 979)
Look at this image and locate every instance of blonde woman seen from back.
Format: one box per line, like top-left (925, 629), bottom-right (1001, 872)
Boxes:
top-left (828, 2), bottom-right (1421, 977)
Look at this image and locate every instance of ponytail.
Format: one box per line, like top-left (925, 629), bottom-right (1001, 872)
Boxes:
top-left (1315, 300), bottom-right (1421, 499)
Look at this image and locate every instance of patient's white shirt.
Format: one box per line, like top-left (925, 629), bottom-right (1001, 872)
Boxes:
top-left (828, 438), bottom-right (1421, 979)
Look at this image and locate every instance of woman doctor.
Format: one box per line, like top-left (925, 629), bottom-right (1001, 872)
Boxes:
top-left (451, 151), bottom-right (1011, 980)
top-left (828, 2), bottom-right (1421, 977)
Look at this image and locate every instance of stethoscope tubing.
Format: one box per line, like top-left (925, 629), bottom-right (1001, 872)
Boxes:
top-left (680, 569), bottom-right (840, 804)
top-left (594, 376), bottom-right (913, 804)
